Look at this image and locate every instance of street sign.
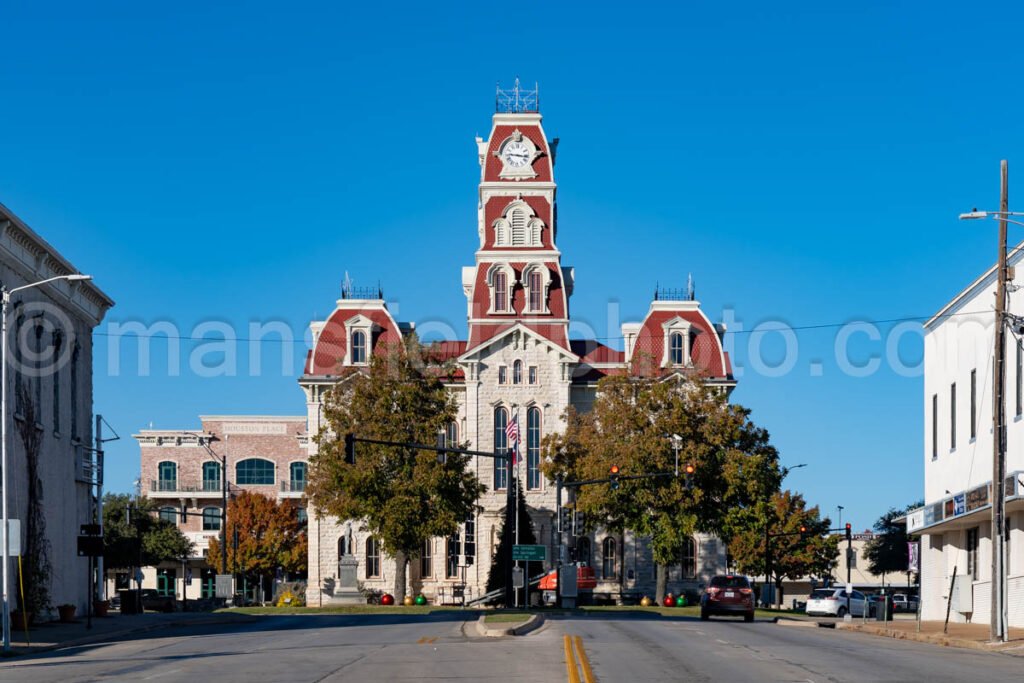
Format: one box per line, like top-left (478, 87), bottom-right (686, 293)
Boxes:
top-left (512, 544), bottom-right (547, 562)
top-left (512, 567), bottom-right (524, 588)
top-left (215, 574), bottom-right (233, 599)
top-left (4, 519), bottom-right (20, 556)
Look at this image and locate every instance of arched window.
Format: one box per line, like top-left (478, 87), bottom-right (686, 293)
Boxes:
top-left (493, 407), bottom-right (509, 489)
top-left (366, 536), bottom-right (380, 578)
top-left (159, 506), bottom-right (177, 524)
top-left (670, 332), bottom-right (685, 365)
top-left (351, 330), bottom-right (367, 364)
top-left (445, 421), bottom-right (459, 448)
top-left (527, 407), bottom-right (541, 490)
top-left (202, 507), bottom-right (222, 531)
top-left (202, 461), bottom-right (221, 492)
top-left (446, 532), bottom-right (460, 578)
top-left (493, 271), bottom-right (508, 312)
top-left (421, 538), bottom-right (433, 578)
top-left (681, 537), bottom-right (697, 579)
top-left (602, 537), bottom-right (618, 579)
top-left (513, 360), bottom-right (523, 385)
top-left (235, 458), bottom-right (274, 485)
top-left (157, 461), bottom-right (177, 492)
top-left (577, 537), bottom-right (592, 566)
top-left (528, 270), bottom-right (543, 312)
top-left (289, 462), bottom-right (307, 492)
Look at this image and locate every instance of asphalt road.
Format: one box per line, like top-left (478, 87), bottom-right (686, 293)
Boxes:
top-left (2, 612), bottom-right (1021, 682)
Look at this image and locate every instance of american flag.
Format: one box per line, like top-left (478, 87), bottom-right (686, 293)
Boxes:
top-left (505, 415), bottom-right (520, 465)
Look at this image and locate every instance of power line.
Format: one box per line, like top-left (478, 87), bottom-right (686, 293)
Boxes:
top-left (90, 308), bottom-right (993, 345)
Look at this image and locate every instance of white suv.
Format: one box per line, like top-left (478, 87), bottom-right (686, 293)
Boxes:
top-left (805, 588), bottom-right (867, 617)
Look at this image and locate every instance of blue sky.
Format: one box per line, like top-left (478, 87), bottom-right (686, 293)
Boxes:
top-left (2, 0), bottom-right (1022, 532)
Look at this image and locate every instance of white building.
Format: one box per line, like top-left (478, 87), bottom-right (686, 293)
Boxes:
top-left (907, 245), bottom-right (1024, 626)
top-left (0, 201), bottom-right (114, 616)
top-left (300, 89), bottom-right (735, 605)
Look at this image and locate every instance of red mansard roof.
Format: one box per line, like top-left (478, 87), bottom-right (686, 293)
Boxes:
top-left (483, 124), bottom-right (553, 183)
top-left (629, 308), bottom-right (730, 379)
top-left (306, 306), bottom-right (403, 376)
top-left (570, 340), bottom-right (625, 364)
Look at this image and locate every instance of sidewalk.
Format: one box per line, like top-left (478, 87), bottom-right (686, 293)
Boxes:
top-left (2, 610), bottom-right (257, 659)
top-left (838, 619), bottom-right (1024, 653)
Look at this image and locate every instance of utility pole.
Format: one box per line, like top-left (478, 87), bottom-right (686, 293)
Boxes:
top-left (992, 160), bottom-right (1009, 643)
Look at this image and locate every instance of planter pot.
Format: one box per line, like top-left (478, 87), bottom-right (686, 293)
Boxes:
top-left (10, 610), bottom-right (34, 629)
top-left (58, 605), bottom-right (77, 623)
top-left (93, 600), bottom-right (110, 617)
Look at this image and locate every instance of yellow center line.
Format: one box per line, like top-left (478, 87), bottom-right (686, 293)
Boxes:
top-left (573, 635), bottom-right (596, 683)
top-left (564, 634), bottom-right (581, 683)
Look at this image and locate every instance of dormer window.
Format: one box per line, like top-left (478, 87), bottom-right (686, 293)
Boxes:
top-left (343, 314), bottom-right (379, 366)
top-left (669, 333), bottom-right (684, 365)
top-left (351, 330), bottom-right (367, 364)
top-left (523, 263), bottom-right (551, 314)
top-left (493, 199), bottom-right (545, 247)
top-left (486, 263), bottom-right (515, 315)
top-left (494, 271), bottom-right (508, 312)
top-left (661, 317), bottom-right (694, 368)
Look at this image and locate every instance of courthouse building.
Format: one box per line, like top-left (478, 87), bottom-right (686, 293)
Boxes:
top-left (300, 86), bottom-right (737, 604)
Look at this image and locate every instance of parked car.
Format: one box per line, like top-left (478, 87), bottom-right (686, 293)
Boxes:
top-left (891, 594), bottom-right (918, 612)
top-left (140, 589), bottom-right (175, 612)
top-left (700, 575), bottom-right (755, 622)
top-left (805, 588), bottom-right (867, 617)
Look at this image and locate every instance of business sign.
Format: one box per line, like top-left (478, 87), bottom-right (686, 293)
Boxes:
top-left (965, 485), bottom-right (989, 512)
top-left (906, 509), bottom-right (925, 533)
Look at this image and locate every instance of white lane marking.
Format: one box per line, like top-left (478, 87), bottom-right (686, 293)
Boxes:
top-left (715, 638), bottom-right (729, 644)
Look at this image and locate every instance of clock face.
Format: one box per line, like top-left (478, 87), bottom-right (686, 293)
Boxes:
top-left (502, 140), bottom-right (531, 168)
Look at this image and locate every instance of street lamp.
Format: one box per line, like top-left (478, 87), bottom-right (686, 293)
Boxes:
top-left (2, 273), bottom-right (91, 653)
top-left (183, 433), bottom-right (229, 576)
top-left (959, 166), bottom-right (1014, 643)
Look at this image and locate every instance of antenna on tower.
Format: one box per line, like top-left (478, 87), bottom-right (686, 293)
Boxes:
top-left (687, 273), bottom-right (696, 301)
top-left (342, 271), bottom-right (353, 299)
top-left (496, 79), bottom-right (539, 113)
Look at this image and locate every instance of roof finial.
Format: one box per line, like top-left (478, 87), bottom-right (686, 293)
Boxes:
top-left (687, 273), bottom-right (695, 301)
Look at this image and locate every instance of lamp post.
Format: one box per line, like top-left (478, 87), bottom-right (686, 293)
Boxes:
top-left (184, 433), bottom-right (228, 576)
top-left (2, 273), bottom-right (92, 653)
top-left (959, 164), bottom-right (1018, 642)
top-left (763, 462), bottom-right (807, 609)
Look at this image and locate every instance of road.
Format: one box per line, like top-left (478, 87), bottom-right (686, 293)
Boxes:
top-left (2, 612), bottom-right (1022, 682)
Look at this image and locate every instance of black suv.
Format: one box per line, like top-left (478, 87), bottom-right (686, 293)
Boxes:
top-left (700, 575), bottom-right (755, 622)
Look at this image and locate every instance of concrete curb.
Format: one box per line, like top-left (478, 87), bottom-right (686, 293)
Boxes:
top-left (475, 613), bottom-right (544, 637)
top-left (7, 613), bottom-right (259, 658)
top-left (836, 622), bottom-right (1019, 653)
top-left (773, 617), bottom-right (834, 629)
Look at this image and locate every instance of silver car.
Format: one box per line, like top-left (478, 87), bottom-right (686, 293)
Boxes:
top-left (805, 588), bottom-right (867, 617)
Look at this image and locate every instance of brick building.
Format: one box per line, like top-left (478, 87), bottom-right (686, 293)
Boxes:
top-left (131, 415), bottom-right (307, 600)
top-left (300, 85), bottom-right (737, 605)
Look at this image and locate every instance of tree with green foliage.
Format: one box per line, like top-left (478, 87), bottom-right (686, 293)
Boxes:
top-left (543, 374), bottom-right (782, 602)
top-left (207, 490), bottom-right (307, 591)
top-left (307, 337), bottom-right (485, 602)
top-left (102, 493), bottom-right (193, 573)
top-left (485, 479), bottom-right (540, 603)
top-left (863, 500), bottom-right (923, 584)
top-left (729, 490), bottom-right (838, 608)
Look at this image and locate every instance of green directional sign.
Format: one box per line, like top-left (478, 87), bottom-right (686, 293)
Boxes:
top-left (512, 544), bottom-right (547, 562)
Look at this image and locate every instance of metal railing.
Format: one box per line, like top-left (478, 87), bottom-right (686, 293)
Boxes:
top-left (150, 480), bottom-right (224, 494)
top-left (280, 479), bottom-right (307, 493)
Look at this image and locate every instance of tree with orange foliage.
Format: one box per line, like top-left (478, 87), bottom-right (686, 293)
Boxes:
top-left (207, 490), bottom-right (308, 597)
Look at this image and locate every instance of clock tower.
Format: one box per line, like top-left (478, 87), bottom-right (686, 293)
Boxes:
top-left (462, 80), bottom-right (573, 351)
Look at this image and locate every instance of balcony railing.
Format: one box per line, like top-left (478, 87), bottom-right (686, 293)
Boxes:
top-left (280, 479), bottom-right (307, 493)
top-left (150, 479), bottom-right (225, 494)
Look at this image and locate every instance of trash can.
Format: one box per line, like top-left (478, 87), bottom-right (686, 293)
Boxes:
top-left (875, 596), bottom-right (893, 621)
top-left (119, 589), bottom-right (141, 615)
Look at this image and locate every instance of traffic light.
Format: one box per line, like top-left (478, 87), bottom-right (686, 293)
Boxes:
top-left (559, 506), bottom-right (572, 533)
top-left (344, 434), bottom-right (355, 464)
top-left (799, 524), bottom-right (808, 538)
top-left (845, 523), bottom-right (852, 541)
top-left (684, 463), bottom-right (695, 490)
top-left (609, 464), bottom-right (620, 490)
top-left (436, 431), bottom-right (447, 465)
top-left (573, 510), bottom-right (585, 537)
